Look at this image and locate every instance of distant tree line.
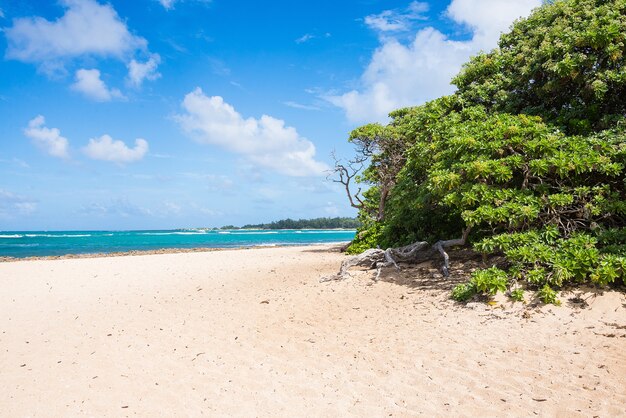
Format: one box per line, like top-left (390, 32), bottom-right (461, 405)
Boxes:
top-left (221, 217), bottom-right (360, 230)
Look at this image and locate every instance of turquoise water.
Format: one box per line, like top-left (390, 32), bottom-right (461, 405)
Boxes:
top-left (0, 229), bottom-right (356, 258)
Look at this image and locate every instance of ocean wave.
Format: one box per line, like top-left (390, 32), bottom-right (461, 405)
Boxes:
top-left (139, 232), bottom-right (206, 236)
top-left (218, 231), bottom-right (231, 234)
top-left (296, 230), bottom-right (356, 234)
top-left (24, 234), bottom-right (92, 238)
top-left (0, 243), bottom-right (40, 247)
top-left (229, 231), bottom-right (279, 235)
top-left (0, 234), bottom-right (23, 238)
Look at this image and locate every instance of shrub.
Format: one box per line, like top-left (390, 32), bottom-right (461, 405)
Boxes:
top-left (340, 0), bottom-right (626, 305)
top-left (509, 288), bottom-right (525, 302)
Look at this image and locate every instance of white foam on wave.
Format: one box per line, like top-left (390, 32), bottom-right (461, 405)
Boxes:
top-left (24, 234), bottom-right (91, 238)
top-left (0, 234), bottom-right (23, 238)
top-left (140, 232), bottom-right (205, 236)
top-left (298, 230), bottom-right (355, 234)
top-left (230, 231), bottom-right (279, 235)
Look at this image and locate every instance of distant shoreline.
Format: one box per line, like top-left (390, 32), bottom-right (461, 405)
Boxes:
top-left (0, 228), bottom-right (357, 233)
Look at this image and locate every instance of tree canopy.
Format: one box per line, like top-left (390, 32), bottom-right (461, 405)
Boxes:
top-left (454, 0), bottom-right (626, 134)
top-left (340, 0), bottom-right (626, 303)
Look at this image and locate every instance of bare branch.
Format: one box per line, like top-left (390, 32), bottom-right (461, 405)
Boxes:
top-left (322, 227), bottom-right (472, 282)
top-left (328, 150), bottom-right (365, 210)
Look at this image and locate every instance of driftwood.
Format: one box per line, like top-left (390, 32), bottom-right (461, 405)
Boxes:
top-left (321, 228), bottom-right (471, 282)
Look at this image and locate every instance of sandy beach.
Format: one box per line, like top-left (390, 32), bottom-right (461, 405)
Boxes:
top-left (1, 245), bottom-right (625, 417)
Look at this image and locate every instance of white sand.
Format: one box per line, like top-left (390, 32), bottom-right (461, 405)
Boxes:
top-left (1, 245), bottom-right (625, 416)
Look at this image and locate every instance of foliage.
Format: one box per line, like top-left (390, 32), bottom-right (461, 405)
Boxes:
top-left (346, 221), bottom-right (383, 255)
top-left (339, 0), bottom-right (626, 305)
top-left (451, 267), bottom-right (508, 302)
top-left (538, 284), bottom-right (561, 305)
top-left (377, 101), bottom-right (626, 248)
top-left (476, 228), bottom-right (626, 288)
top-left (451, 282), bottom-right (477, 302)
top-left (509, 288), bottom-right (525, 302)
top-left (470, 267), bottom-right (509, 295)
top-left (454, 0), bottom-right (626, 134)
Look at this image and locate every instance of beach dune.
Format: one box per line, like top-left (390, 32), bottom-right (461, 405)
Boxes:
top-left (1, 245), bottom-right (625, 416)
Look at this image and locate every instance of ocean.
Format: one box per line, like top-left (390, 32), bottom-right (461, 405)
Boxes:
top-left (0, 229), bottom-right (356, 258)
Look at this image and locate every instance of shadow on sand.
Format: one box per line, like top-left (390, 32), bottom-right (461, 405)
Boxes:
top-left (363, 248), bottom-right (494, 292)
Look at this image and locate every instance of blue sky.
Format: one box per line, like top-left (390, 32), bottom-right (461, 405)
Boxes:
top-left (0, 0), bottom-right (540, 230)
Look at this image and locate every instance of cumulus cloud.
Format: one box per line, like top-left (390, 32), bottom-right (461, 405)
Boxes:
top-left (364, 1), bottom-right (429, 33)
top-left (83, 135), bottom-right (148, 163)
top-left (4, 0), bottom-right (147, 74)
top-left (447, 0), bottom-right (540, 49)
top-left (127, 54), bottom-right (161, 87)
top-left (328, 0), bottom-right (541, 123)
top-left (71, 68), bottom-right (124, 101)
top-left (175, 88), bottom-right (329, 177)
top-left (24, 115), bottom-right (70, 159)
top-left (0, 189), bottom-right (37, 217)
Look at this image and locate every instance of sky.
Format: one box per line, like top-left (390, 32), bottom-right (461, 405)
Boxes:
top-left (0, 0), bottom-right (541, 230)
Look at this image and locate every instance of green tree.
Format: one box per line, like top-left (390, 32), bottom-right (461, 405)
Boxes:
top-left (339, 0), bottom-right (626, 302)
top-left (454, 0), bottom-right (626, 134)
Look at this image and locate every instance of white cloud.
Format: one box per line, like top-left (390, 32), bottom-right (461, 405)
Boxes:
top-left (24, 115), bottom-right (70, 159)
top-left (364, 1), bottom-right (429, 33)
top-left (328, 0), bottom-right (541, 123)
top-left (4, 0), bottom-right (147, 74)
top-left (180, 172), bottom-right (234, 191)
top-left (0, 157), bottom-right (30, 169)
top-left (71, 68), bottom-right (124, 101)
top-left (175, 88), bottom-right (329, 177)
top-left (323, 202), bottom-right (340, 216)
top-left (83, 135), bottom-right (148, 163)
top-left (127, 54), bottom-right (161, 87)
top-left (295, 32), bottom-right (331, 44)
top-left (447, 0), bottom-right (540, 49)
top-left (159, 0), bottom-right (176, 9)
top-left (157, 0), bottom-right (212, 11)
top-left (80, 197), bottom-right (151, 217)
top-left (0, 189), bottom-right (37, 218)
top-left (296, 34), bottom-right (315, 44)
top-left (283, 101), bottom-right (320, 111)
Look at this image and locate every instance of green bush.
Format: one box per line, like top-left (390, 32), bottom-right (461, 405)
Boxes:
top-left (538, 284), bottom-right (561, 306)
top-left (346, 222), bottom-right (383, 254)
top-left (340, 0), bottom-right (626, 305)
top-left (451, 283), bottom-right (477, 302)
top-left (509, 288), bottom-right (525, 302)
